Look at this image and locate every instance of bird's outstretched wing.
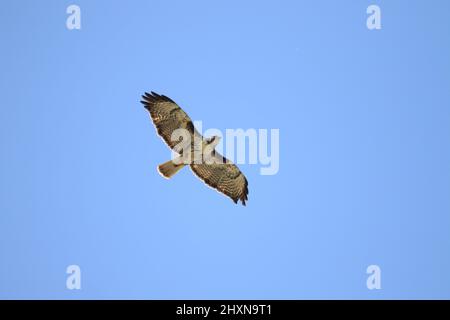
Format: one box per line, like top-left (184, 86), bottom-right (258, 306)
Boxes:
top-left (141, 91), bottom-right (196, 150)
top-left (190, 152), bottom-right (249, 206)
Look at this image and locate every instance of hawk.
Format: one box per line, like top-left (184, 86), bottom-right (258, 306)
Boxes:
top-left (141, 92), bottom-right (249, 206)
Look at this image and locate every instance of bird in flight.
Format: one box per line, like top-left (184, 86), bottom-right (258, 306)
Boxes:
top-left (141, 92), bottom-right (249, 205)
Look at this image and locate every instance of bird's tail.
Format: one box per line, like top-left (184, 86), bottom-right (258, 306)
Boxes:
top-left (157, 159), bottom-right (185, 179)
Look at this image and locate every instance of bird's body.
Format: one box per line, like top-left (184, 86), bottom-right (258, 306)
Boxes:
top-left (141, 92), bottom-right (249, 205)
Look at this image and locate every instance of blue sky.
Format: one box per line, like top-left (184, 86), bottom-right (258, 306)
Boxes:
top-left (1, 0), bottom-right (450, 299)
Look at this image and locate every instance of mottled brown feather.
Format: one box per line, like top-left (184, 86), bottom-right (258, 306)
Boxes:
top-left (141, 91), bottom-right (195, 149)
top-left (190, 153), bottom-right (249, 206)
